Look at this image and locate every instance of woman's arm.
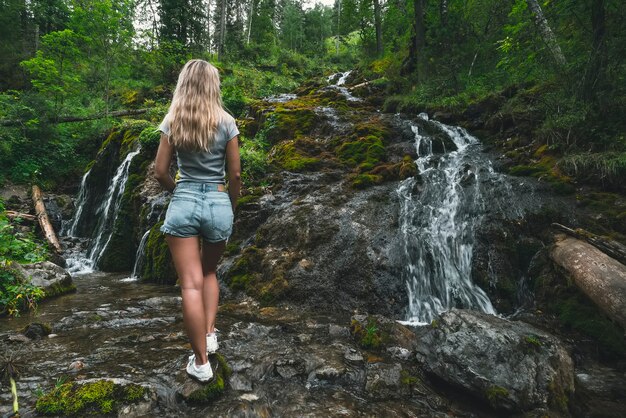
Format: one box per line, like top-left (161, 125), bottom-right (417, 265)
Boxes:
top-left (154, 134), bottom-right (176, 192)
top-left (225, 136), bottom-right (241, 212)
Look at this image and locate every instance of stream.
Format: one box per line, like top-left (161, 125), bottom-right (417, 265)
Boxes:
top-left (0, 271), bottom-right (480, 417)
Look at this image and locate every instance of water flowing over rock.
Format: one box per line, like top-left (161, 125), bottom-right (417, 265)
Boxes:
top-left (415, 309), bottom-right (575, 413)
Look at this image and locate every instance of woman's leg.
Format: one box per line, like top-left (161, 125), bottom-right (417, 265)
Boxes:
top-left (166, 235), bottom-right (208, 365)
top-left (201, 240), bottom-right (225, 334)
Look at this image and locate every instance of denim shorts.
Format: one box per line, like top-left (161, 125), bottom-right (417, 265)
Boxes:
top-left (160, 182), bottom-right (234, 243)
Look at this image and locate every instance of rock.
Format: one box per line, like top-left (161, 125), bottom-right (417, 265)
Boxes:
top-left (20, 261), bottom-right (75, 298)
top-left (573, 364), bottom-right (626, 417)
top-left (415, 309), bottom-right (574, 413)
top-left (550, 235), bottom-right (626, 329)
top-left (365, 363), bottom-right (405, 400)
top-left (21, 322), bottom-right (51, 340)
top-left (350, 314), bottom-right (416, 352)
top-left (177, 353), bottom-right (231, 403)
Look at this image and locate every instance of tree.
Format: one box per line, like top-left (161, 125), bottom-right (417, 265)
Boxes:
top-left (525, 0), bottom-right (567, 68)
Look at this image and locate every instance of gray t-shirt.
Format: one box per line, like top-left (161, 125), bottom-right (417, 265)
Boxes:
top-left (158, 113), bottom-right (239, 184)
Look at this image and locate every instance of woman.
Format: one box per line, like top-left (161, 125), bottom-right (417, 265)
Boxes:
top-left (154, 59), bottom-right (241, 382)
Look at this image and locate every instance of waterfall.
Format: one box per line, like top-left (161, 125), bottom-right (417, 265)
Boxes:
top-left (397, 115), bottom-right (496, 325)
top-left (130, 230), bottom-right (150, 279)
top-left (326, 70), bottom-right (361, 102)
top-left (63, 147), bottom-right (141, 274)
top-left (86, 147), bottom-right (141, 268)
top-left (61, 169), bottom-right (91, 236)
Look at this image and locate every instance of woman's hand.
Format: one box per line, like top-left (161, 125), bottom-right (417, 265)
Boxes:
top-left (154, 134), bottom-right (176, 192)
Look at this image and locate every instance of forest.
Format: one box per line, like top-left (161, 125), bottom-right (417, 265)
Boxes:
top-left (1, 0), bottom-right (624, 189)
top-left (1, 0), bottom-right (626, 416)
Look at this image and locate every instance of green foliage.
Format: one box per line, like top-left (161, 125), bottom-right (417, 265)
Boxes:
top-left (0, 265), bottom-right (46, 317)
top-left (239, 134), bottom-right (270, 185)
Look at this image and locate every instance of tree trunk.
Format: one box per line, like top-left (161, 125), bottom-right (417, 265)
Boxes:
top-left (218, 0), bottom-right (227, 60)
top-left (525, 0), bottom-right (567, 68)
top-left (408, 0), bottom-right (427, 80)
top-left (373, 0), bottom-right (383, 56)
top-left (550, 235), bottom-right (626, 329)
top-left (31, 185), bottom-right (62, 254)
top-left (552, 223), bottom-right (626, 266)
top-left (583, 0), bottom-right (607, 98)
top-left (440, 0), bottom-right (448, 27)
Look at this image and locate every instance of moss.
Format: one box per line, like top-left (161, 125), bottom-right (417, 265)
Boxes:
top-left (186, 353), bottom-right (232, 403)
top-left (264, 101), bottom-right (316, 142)
top-left (553, 294), bottom-right (626, 358)
top-left (351, 174), bottom-right (383, 189)
top-left (36, 380), bottom-right (146, 416)
top-left (485, 385), bottom-right (509, 408)
top-left (226, 246), bottom-right (264, 291)
top-left (270, 141), bottom-right (321, 172)
top-left (336, 135), bottom-right (385, 170)
top-left (400, 370), bottom-right (419, 386)
top-left (141, 221), bottom-right (177, 285)
top-left (44, 281), bottom-right (77, 298)
top-left (523, 334), bottom-right (542, 351)
top-left (369, 156), bottom-right (418, 182)
top-left (224, 240), bottom-right (241, 256)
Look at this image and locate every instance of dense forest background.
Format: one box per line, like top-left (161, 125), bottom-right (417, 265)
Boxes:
top-left (0, 0), bottom-right (624, 190)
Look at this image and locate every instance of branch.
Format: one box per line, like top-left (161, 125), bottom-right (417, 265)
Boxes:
top-left (0, 108), bottom-right (149, 127)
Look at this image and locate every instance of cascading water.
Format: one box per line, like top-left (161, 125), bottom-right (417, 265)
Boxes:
top-left (64, 147), bottom-right (141, 273)
top-left (397, 114), bottom-right (497, 325)
top-left (86, 147), bottom-right (141, 268)
top-left (130, 230), bottom-right (150, 280)
top-left (326, 70), bottom-right (361, 102)
top-left (61, 169), bottom-right (91, 236)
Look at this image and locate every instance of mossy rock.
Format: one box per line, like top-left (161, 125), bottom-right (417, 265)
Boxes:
top-left (181, 353), bottom-right (232, 403)
top-left (264, 103), bottom-right (316, 142)
top-left (336, 135), bottom-right (386, 170)
top-left (369, 156), bottom-right (418, 182)
top-left (351, 173), bottom-right (383, 189)
top-left (225, 246), bottom-right (265, 292)
top-left (140, 221), bottom-right (177, 285)
top-left (270, 140), bottom-right (321, 172)
top-left (35, 379), bottom-right (148, 416)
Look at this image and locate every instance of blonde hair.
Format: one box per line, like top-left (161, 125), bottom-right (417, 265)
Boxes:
top-left (167, 59), bottom-right (227, 152)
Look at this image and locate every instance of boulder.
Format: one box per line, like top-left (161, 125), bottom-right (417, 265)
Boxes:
top-left (21, 261), bottom-right (75, 297)
top-left (415, 309), bottom-right (574, 413)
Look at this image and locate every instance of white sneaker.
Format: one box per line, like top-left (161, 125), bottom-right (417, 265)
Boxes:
top-left (186, 354), bottom-right (214, 382)
top-left (206, 332), bottom-right (218, 354)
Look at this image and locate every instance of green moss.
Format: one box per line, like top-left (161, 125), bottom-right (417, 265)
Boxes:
top-left (141, 221), bottom-right (177, 285)
top-left (400, 370), bottom-right (419, 386)
top-left (36, 380), bottom-right (146, 416)
top-left (351, 173), bottom-right (383, 189)
top-left (224, 240), bottom-right (241, 256)
top-left (265, 103), bottom-right (316, 142)
top-left (554, 294), bottom-right (626, 358)
top-left (226, 246), bottom-right (264, 291)
top-left (336, 135), bottom-right (386, 169)
top-left (186, 353), bottom-right (232, 403)
top-left (523, 334), bottom-right (542, 350)
top-left (369, 156), bottom-right (418, 182)
top-left (485, 385), bottom-right (509, 407)
top-left (270, 141), bottom-right (320, 172)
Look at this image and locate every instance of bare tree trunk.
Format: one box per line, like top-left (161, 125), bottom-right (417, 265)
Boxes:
top-left (247, 0), bottom-right (254, 45)
top-left (373, 0), bottom-right (383, 56)
top-left (31, 185), bottom-right (62, 254)
top-left (218, 0), bottom-right (227, 60)
top-left (206, 0), bottom-right (212, 53)
top-left (552, 223), bottom-right (626, 266)
top-left (440, 0), bottom-right (448, 27)
top-left (525, 0), bottom-right (567, 68)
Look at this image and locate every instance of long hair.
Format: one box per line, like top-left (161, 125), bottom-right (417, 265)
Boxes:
top-left (167, 59), bottom-right (227, 152)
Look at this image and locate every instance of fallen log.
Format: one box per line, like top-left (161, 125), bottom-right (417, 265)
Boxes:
top-left (31, 185), bottom-right (62, 254)
top-left (550, 234), bottom-right (626, 329)
top-left (5, 211), bottom-right (37, 222)
top-left (0, 108), bottom-right (148, 127)
top-left (552, 223), bottom-right (626, 266)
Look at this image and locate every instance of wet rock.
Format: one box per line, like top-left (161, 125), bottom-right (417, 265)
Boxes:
top-left (177, 353), bottom-right (231, 403)
top-left (350, 314), bottom-right (416, 352)
top-left (365, 363), bottom-right (404, 400)
top-left (573, 364), bottom-right (626, 417)
top-left (18, 261), bottom-right (75, 298)
top-left (21, 322), bottom-right (51, 340)
top-left (229, 373), bottom-right (253, 391)
top-left (415, 309), bottom-right (574, 413)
